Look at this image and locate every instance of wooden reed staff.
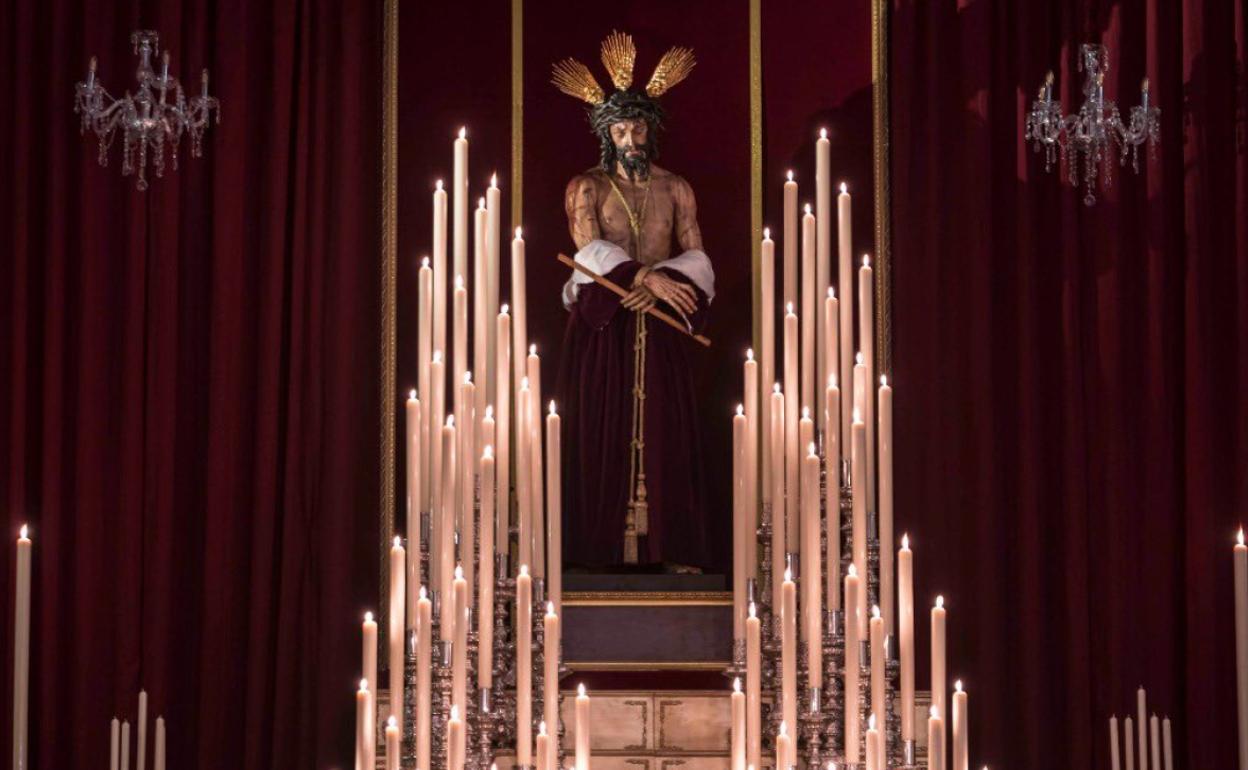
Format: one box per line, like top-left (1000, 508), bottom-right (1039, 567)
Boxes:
top-left (557, 253), bottom-right (712, 347)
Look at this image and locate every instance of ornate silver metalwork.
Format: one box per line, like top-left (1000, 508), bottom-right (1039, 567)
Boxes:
top-left (1025, 44), bottom-right (1160, 205)
top-left (74, 30), bottom-right (220, 190)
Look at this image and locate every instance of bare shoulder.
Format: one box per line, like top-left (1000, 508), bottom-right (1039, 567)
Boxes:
top-left (664, 171), bottom-right (696, 203)
top-left (565, 170), bottom-right (602, 206)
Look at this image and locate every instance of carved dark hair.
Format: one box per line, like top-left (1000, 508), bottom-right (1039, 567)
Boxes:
top-left (588, 90), bottom-right (666, 174)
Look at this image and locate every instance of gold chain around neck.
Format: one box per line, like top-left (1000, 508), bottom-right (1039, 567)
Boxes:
top-left (606, 173), bottom-right (652, 255)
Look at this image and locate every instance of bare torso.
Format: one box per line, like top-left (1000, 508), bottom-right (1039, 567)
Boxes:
top-left (565, 163), bottom-right (704, 265)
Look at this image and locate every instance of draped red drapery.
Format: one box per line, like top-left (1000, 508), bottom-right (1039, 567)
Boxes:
top-left (0, 1), bottom-right (381, 767)
top-left (892, 0), bottom-right (1248, 767)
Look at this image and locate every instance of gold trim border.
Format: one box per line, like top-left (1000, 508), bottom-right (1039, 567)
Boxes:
top-left (511, 0), bottom-right (524, 231)
top-left (749, 0), bottom-right (763, 352)
top-left (379, 0), bottom-right (399, 646)
top-left (563, 661), bottom-right (731, 672)
top-left (563, 591), bottom-right (732, 607)
top-left (872, 0), bottom-right (892, 376)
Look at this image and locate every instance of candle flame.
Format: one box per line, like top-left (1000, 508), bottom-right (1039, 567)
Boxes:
top-left (435, 179), bottom-right (444, 191)
top-left (856, 352), bottom-right (864, 365)
top-left (409, 388), bottom-right (417, 400)
top-left (930, 706), bottom-right (939, 719)
top-left (455, 564), bottom-right (464, 580)
top-left (734, 677), bottom-right (741, 693)
top-left (464, 371), bottom-right (473, 384)
top-left (840, 182), bottom-right (848, 194)
top-left (784, 567), bottom-right (792, 582)
top-left (549, 400), bottom-right (557, 415)
top-left (530, 343), bottom-right (537, 356)
top-left (446, 415), bottom-right (454, 428)
top-left (421, 256), bottom-right (430, 268)
top-left (774, 383), bottom-right (781, 394)
top-left (786, 170), bottom-right (794, 181)
top-left (479, 197), bottom-right (486, 209)
top-left (902, 533), bottom-right (910, 549)
top-left (746, 348), bottom-right (754, 361)
top-left (801, 406), bottom-right (810, 419)
top-left (763, 227), bottom-right (771, 240)
top-left (829, 374), bottom-right (837, 388)
top-left (419, 586), bottom-right (428, 600)
top-left (1239, 527), bottom-right (1244, 546)
top-left (779, 721), bottom-right (788, 737)
top-left (483, 445), bottom-right (494, 459)
top-left (786, 302), bottom-right (795, 315)
top-left (458, 126), bottom-right (466, 139)
top-left (872, 605), bottom-right (881, 619)
top-left (808, 442), bottom-right (817, 456)
top-left (828, 286), bottom-right (836, 299)
top-left (501, 303), bottom-right (510, 314)
top-left (547, 601), bottom-right (555, 615)
top-left (737, 404), bottom-right (745, 416)
top-left (881, 374), bottom-right (888, 387)
top-left (393, 535), bottom-right (402, 548)
top-left (485, 405), bottom-right (494, 418)
top-left (578, 683), bottom-right (587, 696)
top-left (955, 679), bottom-right (963, 692)
top-left (450, 705), bottom-right (460, 720)
top-left (749, 601), bottom-right (757, 618)
top-left (515, 226), bottom-right (523, 239)
top-left (936, 595), bottom-right (945, 609)
top-left (863, 254), bottom-right (871, 267)
top-left (805, 203), bottom-right (812, 215)
top-left (539, 720), bottom-right (547, 735)
top-left (364, 611), bottom-right (374, 622)
top-left (848, 563), bottom-right (857, 577)
top-left (455, 275), bottom-right (464, 290)
top-left (360, 678), bottom-right (369, 691)
top-left (521, 377), bottom-right (529, 389)
top-left (820, 127), bottom-right (828, 139)
top-left (868, 713), bottom-right (876, 730)
top-left (491, 172), bottom-right (498, 187)
top-left (432, 350), bottom-right (443, 363)
top-left (19, 524), bottom-right (27, 539)
top-left (388, 716), bottom-right (397, 728)
top-left (519, 564), bottom-right (529, 576)
top-left (853, 408), bottom-right (861, 422)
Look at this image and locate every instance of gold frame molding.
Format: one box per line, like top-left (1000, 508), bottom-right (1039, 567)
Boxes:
top-left (379, 0), bottom-right (399, 645)
top-left (872, 0), bottom-right (892, 377)
top-left (378, 0), bottom-right (892, 600)
top-left (562, 591), bottom-right (732, 607)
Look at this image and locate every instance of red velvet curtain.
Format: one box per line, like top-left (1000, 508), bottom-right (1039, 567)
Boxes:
top-left (891, 0), bottom-right (1247, 768)
top-left (0, 1), bottom-right (380, 768)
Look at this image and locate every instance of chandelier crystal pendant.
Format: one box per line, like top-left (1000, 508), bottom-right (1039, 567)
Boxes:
top-left (73, 30), bottom-right (221, 190)
top-left (1025, 44), bottom-right (1160, 205)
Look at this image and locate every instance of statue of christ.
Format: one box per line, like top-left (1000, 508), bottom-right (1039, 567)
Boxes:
top-left (552, 32), bottom-right (715, 569)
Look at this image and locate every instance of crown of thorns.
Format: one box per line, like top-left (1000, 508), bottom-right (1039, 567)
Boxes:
top-left (550, 30), bottom-right (695, 105)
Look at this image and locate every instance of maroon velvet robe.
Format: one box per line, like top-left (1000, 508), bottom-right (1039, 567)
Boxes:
top-left (555, 261), bottom-right (711, 569)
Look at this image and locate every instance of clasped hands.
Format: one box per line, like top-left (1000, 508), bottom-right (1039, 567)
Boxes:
top-left (621, 268), bottom-right (698, 322)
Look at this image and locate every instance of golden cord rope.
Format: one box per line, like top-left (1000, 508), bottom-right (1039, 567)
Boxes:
top-left (606, 173), bottom-right (652, 562)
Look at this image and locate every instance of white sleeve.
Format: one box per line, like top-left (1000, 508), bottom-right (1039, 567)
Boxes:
top-left (561, 239), bottom-right (633, 309)
top-left (653, 249), bottom-right (715, 303)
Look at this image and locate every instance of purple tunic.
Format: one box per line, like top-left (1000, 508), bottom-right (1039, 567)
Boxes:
top-left (555, 261), bottom-right (711, 569)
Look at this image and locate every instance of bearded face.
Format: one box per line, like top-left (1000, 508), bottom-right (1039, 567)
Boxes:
top-left (599, 117), bottom-right (648, 180)
top-left (608, 118), bottom-right (652, 181)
